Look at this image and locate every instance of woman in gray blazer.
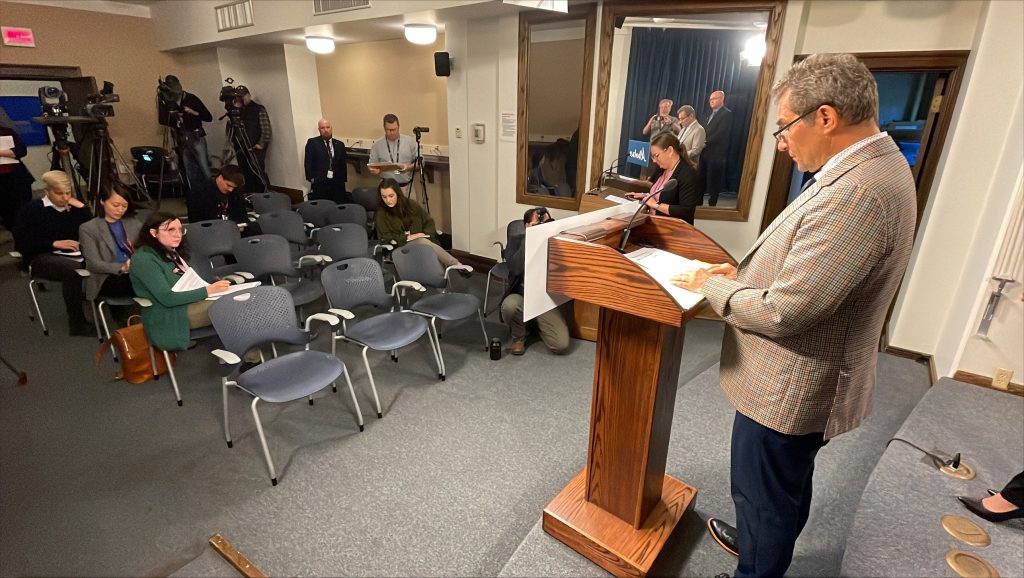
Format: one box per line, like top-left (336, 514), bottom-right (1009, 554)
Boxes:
top-left (79, 187), bottom-right (142, 302)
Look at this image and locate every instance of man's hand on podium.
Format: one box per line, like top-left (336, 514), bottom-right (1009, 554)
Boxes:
top-left (671, 262), bottom-right (736, 292)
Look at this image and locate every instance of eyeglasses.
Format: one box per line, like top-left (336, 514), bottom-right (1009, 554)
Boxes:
top-left (158, 226), bottom-right (186, 236)
top-left (772, 103), bottom-right (832, 143)
top-left (651, 150), bottom-right (662, 160)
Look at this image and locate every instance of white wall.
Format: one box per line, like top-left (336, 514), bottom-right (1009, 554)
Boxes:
top-left (177, 48), bottom-right (229, 165)
top-left (890, 0), bottom-right (1024, 376)
top-left (283, 43), bottom-right (323, 197)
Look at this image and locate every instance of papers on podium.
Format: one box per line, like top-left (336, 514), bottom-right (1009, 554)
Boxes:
top-left (625, 247), bottom-right (706, 310)
top-left (172, 268), bottom-right (261, 300)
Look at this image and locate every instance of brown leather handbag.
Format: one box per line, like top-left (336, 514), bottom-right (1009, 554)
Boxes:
top-left (95, 316), bottom-right (174, 384)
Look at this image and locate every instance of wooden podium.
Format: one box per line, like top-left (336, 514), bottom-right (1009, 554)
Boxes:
top-left (542, 214), bottom-right (735, 577)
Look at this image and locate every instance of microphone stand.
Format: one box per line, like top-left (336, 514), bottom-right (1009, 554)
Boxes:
top-left (617, 178), bottom-right (676, 253)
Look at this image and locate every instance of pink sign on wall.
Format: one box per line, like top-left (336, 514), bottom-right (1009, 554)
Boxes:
top-left (2, 27), bottom-right (36, 47)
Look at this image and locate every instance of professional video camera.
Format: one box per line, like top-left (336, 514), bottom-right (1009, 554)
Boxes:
top-left (38, 86), bottom-right (69, 117)
top-left (157, 76), bottom-right (184, 128)
top-left (413, 126), bottom-right (430, 136)
top-left (84, 81), bottom-right (119, 120)
top-left (218, 77), bottom-right (245, 109)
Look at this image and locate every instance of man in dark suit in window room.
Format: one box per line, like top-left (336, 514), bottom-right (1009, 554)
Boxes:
top-left (304, 118), bottom-right (348, 203)
top-left (700, 90), bottom-right (734, 206)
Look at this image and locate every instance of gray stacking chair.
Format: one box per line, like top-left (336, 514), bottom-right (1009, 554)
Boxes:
top-left (320, 258), bottom-right (442, 417)
top-left (10, 250), bottom-right (90, 336)
top-left (484, 219), bottom-right (525, 314)
top-left (248, 191), bottom-right (291, 216)
top-left (133, 295), bottom-right (219, 407)
top-left (208, 285), bottom-right (358, 486)
top-left (296, 200), bottom-right (339, 228)
top-left (231, 234), bottom-right (327, 309)
top-left (351, 187), bottom-right (379, 215)
top-left (325, 203), bottom-right (369, 228)
top-left (186, 219), bottom-right (247, 280)
top-left (391, 244), bottom-right (489, 378)
top-left (317, 223), bottom-right (391, 262)
top-left (255, 210), bottom-right (319, 262)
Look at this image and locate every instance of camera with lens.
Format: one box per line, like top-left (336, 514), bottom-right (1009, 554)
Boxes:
top-left (157, 76), bottom-right (184, 127)
top-left (84, 81), bottom-right (119, 120)
top-left (218, 77), bottom-right (245, 107)
top-left (38, 86), bottom-right (69, 117)
top-left (413, 126), bottom-right (430, 136)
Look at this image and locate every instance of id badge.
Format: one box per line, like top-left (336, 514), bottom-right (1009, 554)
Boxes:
top-left (326, 170), bottom-right (334, 179)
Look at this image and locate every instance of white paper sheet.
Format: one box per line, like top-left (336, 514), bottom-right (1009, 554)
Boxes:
top-left (204, 281), bottom-right (261, 300)
top-left (171, 267), bottom-right (208, 292)
top-left (625, 247), bottom-right (705, 310)
top-left (0, 136), bottom-right (18, 165)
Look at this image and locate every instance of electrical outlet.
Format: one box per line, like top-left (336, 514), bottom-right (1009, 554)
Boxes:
top-left (455, 127), bottom-right (463, 139)
top-left (993, 368), bottom-right (1013, 390)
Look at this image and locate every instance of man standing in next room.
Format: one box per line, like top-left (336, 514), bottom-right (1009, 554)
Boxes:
top-left (672, 53), bottom-right (917, 578)
top-left (700, 90), bottom-right (733, 206)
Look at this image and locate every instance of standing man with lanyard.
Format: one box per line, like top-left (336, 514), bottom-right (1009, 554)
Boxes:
top-left (368, 113), bottom-right (416, 189)
top-left (304, 118), bottom-right (349, 203)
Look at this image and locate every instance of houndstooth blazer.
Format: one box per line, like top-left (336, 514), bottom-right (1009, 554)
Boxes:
top-left (702, 135), bottom-right (917, 439)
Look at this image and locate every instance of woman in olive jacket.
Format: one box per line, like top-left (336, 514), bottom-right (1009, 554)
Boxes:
top-left (128, 212), bottom-right (230, 351)
top-left (374, 178), bottom-right (461, 269)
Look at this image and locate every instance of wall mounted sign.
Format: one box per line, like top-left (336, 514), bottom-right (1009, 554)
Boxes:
top-left (2, 27), bottom-right (36, 47)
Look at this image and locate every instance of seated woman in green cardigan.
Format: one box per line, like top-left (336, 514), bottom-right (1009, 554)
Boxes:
top-left (374, 178), bottom-right (461, 269)
top-left (129, 212), bottom-right (230, 352)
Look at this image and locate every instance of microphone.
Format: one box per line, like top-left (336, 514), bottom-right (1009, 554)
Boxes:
top-left (600, 153), bottom-right (631, 187)
top-left (617, 178), bottom-right (676, 253)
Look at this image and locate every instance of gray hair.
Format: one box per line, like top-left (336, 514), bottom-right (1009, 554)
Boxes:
top-left (659, 98), bottom-right (673, 107)
top-left (772, 53), bottom-right (878, 126)
top-left (678, 105), bottom-right (696, 118)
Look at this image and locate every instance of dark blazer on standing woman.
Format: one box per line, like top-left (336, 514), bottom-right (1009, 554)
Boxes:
top-left (648, 159), bottom-right (700, 224)
top-left (304, 137), bottom-right (348, 201)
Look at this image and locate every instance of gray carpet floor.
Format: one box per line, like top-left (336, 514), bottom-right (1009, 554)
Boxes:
top-left (0, 254), bottom-right (931, 577)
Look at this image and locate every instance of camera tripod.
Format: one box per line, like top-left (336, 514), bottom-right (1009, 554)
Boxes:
top-left (46, 122), bottom-right (84, 200)
top-left (409, 130), bottom-right (431, 214)
top-left (153, 113), bottom-right (205, 209)
top-left (220, 109), bottom-right (267, 194)
top-left (79, 120), bottom-right (150, 208)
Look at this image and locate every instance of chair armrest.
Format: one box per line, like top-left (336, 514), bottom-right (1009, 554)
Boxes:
top-left (134, 297), bottom-right (153, 307)
top-left (224, 274), bottom-right (246, 284)
top-left (297, 254), bottom-right (331, 268)
top-left (304, 222), bottom-right (315, 229)
top-left (372, 243), bottom-right (394, 256)
top-left (9, 251), bottom-right (22, 259)
top-left (75, 269), bottom-right (91, 277)
top-left (211, 349), bottom-right (242, 365)
top-left (327, 307), bottom-right (355, 320)
top-left (490, 241), bottom-right (506, 262)
top-left (391, 280), bottom-right (425, 299)
top-left (444, 264), bottom-right (473, 281)
top-left (233, 271), bottom-right (255, 280)
top-left (304, 312), bottom-right (340, 332)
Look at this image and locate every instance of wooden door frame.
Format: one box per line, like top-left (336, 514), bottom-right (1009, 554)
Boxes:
top-left (760, 50), bottom-right (970, 233)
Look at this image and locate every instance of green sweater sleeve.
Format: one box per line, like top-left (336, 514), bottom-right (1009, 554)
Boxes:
top-left (375, 211), bottom-right (407, 246)
top-left (129, 250), bottom-right (208, 308)
top-left (412, 201), bottom-right (438, 238)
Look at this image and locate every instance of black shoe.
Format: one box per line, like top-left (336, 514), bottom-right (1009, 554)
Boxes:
top-left (714, 574), bottom-right (731, 578)
top-left (957, 496), bottom-right (1024, 523)
top-left (707, 518), bottom-right (738, 557)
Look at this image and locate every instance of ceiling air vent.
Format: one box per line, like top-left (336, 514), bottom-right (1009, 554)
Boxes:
top-left (216, 0), bottom-right (255, 32)
top-left (313, 0), bottom-right (371, 17)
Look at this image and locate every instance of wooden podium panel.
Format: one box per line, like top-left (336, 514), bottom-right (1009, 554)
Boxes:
top-left (542, 217), bottom-right (733, 577)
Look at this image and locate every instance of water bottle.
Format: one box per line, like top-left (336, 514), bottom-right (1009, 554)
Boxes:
top-left (489, 337), bottom-right (502, 360)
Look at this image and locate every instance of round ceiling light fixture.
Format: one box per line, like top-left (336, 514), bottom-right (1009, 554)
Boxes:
top-left (305, 36), bottom-right (335, 54)
top-left (404, 23), bottom-right (437, 45)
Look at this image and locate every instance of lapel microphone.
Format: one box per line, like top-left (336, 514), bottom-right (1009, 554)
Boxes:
top-left (617, 178), bottom-right (676, 253)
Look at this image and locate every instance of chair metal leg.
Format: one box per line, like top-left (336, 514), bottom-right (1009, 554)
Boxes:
top-left (270, 343), bottom-right (279, 359)
top-left (91, 301), bottom-right (103, 342)
top-left (477, 308), bottom-right (490, 351)
top-left (28, 279), bottom-right (48, 336)
top-left (164, 350), bottom-right (182, 406)
top-left (250, 398), bottom-right (278, 486)
top-left (429, 318), bottom-right (446, 379)
top-left (98, 301), bottom-right (118, 362)
top-left (483, 273), bottom-right (493, 315)
top-left (341, 369), bottom-right (364, 432)
top-left (361, 346), bottom-right (383, 418)
top-left (148, 346), bottom-right (160, 380)
top-left (222, 378), bottom-right (233, 448)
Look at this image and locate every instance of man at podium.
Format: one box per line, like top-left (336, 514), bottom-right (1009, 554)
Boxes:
top-left (673, 53), bottom-right (917, 578)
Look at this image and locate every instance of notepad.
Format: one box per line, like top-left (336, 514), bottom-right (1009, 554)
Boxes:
top-left (0, 136), bottom-right (18, 165)
top-left (171, 267), bottom-right (260, 299)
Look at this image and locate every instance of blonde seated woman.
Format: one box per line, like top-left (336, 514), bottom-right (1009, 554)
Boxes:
top-left (374, 178), bottom-right (462, 270)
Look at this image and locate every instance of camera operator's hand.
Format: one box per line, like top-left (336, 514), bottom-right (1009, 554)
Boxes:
top-left (184, 106), bottom-right (198, 116)
top-left (253, 144), bottom-right (264, 150)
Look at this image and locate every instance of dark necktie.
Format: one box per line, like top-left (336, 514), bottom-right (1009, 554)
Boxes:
top-left (800, 174), bottom-right (817, 193)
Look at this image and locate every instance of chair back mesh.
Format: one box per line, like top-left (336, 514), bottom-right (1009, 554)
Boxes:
top-left (321, 258), bottom-right (392, 311)
top-left (257, 210), bottom-right (309, 245)
top-left (351, 187), bottom-right (379, 213)
top-left (187, 219), bottom-right (241, 259)
top-left (325, 204), bottom-right (368, 227)
top-left (250, 191), bottom-right (292, 214)
top-left (296, 200), bottom-right (339, 228)
top-left (209, 286), bottom-right (307, 356)
top-left (392, 243), bottom-right (446, 289)
top-left (504, 220), bottom-right (526, 261)
top-left (318, 224), bottom-right (370, 261)
top-left (232, 234), bottom-right (298, 279)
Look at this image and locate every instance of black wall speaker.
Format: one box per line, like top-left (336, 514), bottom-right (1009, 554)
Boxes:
top-left (434, 52), bottom-right (451, 77)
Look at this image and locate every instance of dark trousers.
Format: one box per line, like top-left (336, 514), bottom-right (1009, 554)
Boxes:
top-left (731, 411), bottom-right (826, 578)
top-left (0, 173), bottom-right (32, 231)
top-left (1001, 470), bottom-right (1024, 507)
top-left (29, 254), bottom-right (88, 326)
top-left (700, 156), bottom-right (728, 206)
top-left (309, 179), bottom-right (350, 204)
